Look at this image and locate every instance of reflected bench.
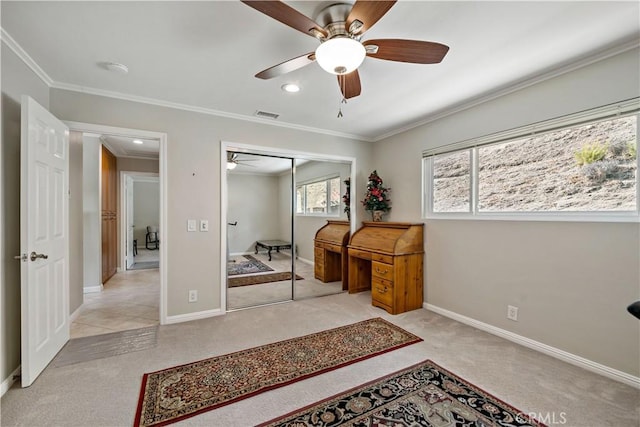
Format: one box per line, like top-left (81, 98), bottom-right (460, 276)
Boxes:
top-left (255, 240), bottom-right (292, 261)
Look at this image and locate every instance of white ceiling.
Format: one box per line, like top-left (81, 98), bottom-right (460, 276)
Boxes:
top-left (2, 1), bottom-right (639, 141)
top-left (101, 135), bottom-right (160, 160)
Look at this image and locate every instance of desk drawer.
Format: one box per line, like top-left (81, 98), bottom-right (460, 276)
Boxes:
top-left (348, 248), bottom-right (372, 260)
top-left (372, 277), bottom-right (394, 307)
top-left (327, 244), bottom-right (342, 253)
top-left (372, 261), bottom-right (394, 280)
top-left (371, 253), bottom-right (394, 264)
top-left (314, 247), bottom-right (325, 261)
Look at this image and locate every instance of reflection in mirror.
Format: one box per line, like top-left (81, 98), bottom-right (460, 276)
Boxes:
top-left (293, 159), bottom-right (352, 300)
top-left (226, 152), bottom-right (294, 310)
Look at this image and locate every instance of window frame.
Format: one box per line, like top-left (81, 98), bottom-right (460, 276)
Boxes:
top-left (296, 175), bottom-right (342, 217)
top-left (423, 102), bottom-right (640, 223)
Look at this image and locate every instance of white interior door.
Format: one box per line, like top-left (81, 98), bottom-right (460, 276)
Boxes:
top-left (126, 175), bottom-right (135, 269)
top-left (20, 95), bottom-right (70, 387)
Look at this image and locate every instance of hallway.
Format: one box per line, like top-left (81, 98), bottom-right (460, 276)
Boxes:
top-left (71, 268), bottom-right (160, 339)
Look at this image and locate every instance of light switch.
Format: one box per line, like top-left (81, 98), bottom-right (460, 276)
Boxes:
top-left (200, 220), bottom-right (209, 232)
top-left (187, 219), bottom-right (196, 232)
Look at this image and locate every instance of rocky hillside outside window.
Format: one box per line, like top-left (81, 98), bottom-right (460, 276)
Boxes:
top-left (423, 101), bottom-right (639, 220)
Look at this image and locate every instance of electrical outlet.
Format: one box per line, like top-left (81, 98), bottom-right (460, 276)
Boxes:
top-left (507, 305), bottom-right (518, 321)
top-left (188, 290), bottom-right (198, 303)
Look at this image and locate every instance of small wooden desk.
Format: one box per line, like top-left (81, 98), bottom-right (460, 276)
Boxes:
top-left (348, 222), bottom-right (424, 315)
top-left (314, 220), bottom-right (350, 290)
top-left (255, 240), bottom-right (291, 261)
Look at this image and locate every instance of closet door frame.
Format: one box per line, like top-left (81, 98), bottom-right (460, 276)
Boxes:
top-left (220, 141), bottom-right (356, 313)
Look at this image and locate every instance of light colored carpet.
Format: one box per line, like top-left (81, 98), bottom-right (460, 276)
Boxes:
top-left (2, 292), bottom-right (638, 427)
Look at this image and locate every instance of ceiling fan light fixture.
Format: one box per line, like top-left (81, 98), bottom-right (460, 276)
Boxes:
top-left (315, 37), bottom-right (366, 75)
top-left (226, 161), bottom-right (237, 170)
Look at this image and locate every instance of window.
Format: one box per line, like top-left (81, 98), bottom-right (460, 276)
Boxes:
top-left (433, 150), bottom-right (471, 213)
top-left (424, 102), bottom-right (639, 220)
top-left (296, 176), bottom-right (341, 216)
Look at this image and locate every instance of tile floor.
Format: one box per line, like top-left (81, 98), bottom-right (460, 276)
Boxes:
top-left (71, 268), bottom-right (160, 339)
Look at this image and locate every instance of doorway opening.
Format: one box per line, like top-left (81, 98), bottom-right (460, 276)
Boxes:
top-left (67, 121), bottom-right (167, 339)
top-left (122, 172), bottom-right (160, 271)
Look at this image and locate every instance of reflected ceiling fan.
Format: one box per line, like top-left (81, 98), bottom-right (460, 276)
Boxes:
top-left (242, 0), bottom-right (449, 100)
top-left (227, 152), bottom-right (258, 170)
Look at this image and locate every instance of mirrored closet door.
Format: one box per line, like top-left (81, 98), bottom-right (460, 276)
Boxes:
top-left (293, 158), bottom-right (351, 300)
top-left (225, 150), bottom-right (353, 310)
top-left (226, 152), bottom-right (294, 309)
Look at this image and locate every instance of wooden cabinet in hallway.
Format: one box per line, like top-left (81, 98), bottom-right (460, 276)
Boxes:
top-left (101, 145), bottom-right (117, 284)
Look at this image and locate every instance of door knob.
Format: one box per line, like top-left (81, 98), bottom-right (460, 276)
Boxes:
top-left (30, 252), bottom-right (48, 261)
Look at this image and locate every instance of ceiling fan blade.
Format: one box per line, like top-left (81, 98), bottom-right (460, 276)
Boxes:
top-left (346, 1), bottom-right (396, 35)
top-left (256, 52), bottom-right (316, 80)
top-left (364, 39), bottom-right (449, 64)
top-left (242, 1), bottom-right (327, 39)
top-left (337, 71), bottom-right (362, 99)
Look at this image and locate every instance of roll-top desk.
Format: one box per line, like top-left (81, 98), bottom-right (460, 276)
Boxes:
top-left (314, 220), bottom-right (350, 290)
top-left (348, 222), bottom-right (424, 314)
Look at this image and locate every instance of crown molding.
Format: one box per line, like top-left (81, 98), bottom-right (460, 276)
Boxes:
top-left (1, 27), bottom-right (53, 86)
top-left (3, 25), bottom-right (637, 144)
top-left (1, 26), bottom-right (369, 142)
top-left (373, 37), bottom-right (640, 142)
top-left (51, 81), bottom-right (372, 142)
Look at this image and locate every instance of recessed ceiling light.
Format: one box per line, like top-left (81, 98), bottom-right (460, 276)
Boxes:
top-left (132, 139), bottom-right (143, 145)
top-left (281, 83), bottom-right (300, 93)
top-left (103, 62), bottom-right (129, 74)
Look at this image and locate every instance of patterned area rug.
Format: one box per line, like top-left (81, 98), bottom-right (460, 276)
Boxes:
top-left (134, 318), bottom-right (422, 427)
top-left (227, 254), bottom-right (274, 276)
top-left (228, 272), bottom-right (303, 287)
top-left (259, 360), bottom-right (546, 427)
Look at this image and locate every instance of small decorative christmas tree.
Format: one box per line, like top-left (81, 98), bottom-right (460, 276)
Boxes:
top-left (343, 178), bottom-right (351, 220)
top-left (361, 170), bottom-right (391, 220)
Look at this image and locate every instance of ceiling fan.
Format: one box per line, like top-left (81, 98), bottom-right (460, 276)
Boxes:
top-left (227, 152), bottom-right (258, 170)
top-left (241, 0), bottom-right (449, 100)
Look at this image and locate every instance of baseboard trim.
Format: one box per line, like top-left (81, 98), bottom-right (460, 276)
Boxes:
top-left (297, 257), bottom-right (313, 266)
top-left (83, 285), bottom-right (103, 294)
top-left (230, 251), bottom-right (253, 257)
top-left (1, 366), bottom-right (21, 397)
top-left (425, 303), bottom-right (640, 389)
top-left (69, 305), bottom-right (82, 322)
top-left (164, 308), bottom-right (224, 325)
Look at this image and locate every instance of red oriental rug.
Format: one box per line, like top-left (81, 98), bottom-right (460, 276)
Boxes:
top-left (134, 318), bottom-right (422, 427)
top-left (259, 359), bottom-right (546, 427)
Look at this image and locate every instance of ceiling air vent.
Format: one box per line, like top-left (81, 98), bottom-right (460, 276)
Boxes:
top-left (255, 110), bottom-right (280, 120)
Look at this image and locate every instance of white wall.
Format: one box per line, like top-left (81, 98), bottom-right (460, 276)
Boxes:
top-left (68, 132), bottom-right (84, 311)
top-left (82, 135), bottom-right (101, 291)
top-left (133, 181), bottom-right (160, 244)
top-left (48, 89), bottom-right (373, 318)
top-left (373, 48), bottom-right (640, 377)
top-left (1, 44), bottom-right (51, 387)
top-left (227, 173), bottom-right (282, 254)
